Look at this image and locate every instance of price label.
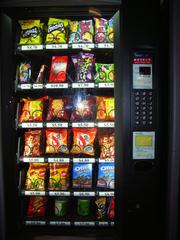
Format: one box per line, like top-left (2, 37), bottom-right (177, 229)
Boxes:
top-left (21, 122), bottom-right (43, 128)
top-left (23, 157), bottom-right (44, 163)
top-left (25, 221), bottom-right (46, 226)
top-left (72, 122), bottom-right (94, 128)
top-left (72, 43), bottom-right (94, 49)
top-left (97, 43), bottom-right (114, 49)
top-left (20, 84), bottom-right (31, 89)
top-left (98, 82), bottom-right (114, 88)
top-left (25, 191), bottom-right (46, 196)
top-left (74, 222), bottom-right (95, 227)
top-left (45, 44), bottom-right (68, 49)
top-left (49, 191), bottom-right (70, 196)
top-left (98, 191), bottom-right (114, 197)
top-left (98, 158), bottom-right (114, 163)
top-left (45, 83), bottom-right (68, 89)
top-left (72, 83), bottom-right (94, 88)
top-left (110, 222), bottom-right (115, 226)
top-left (73, 192), bottom-right (95, 197)
top-left (49, 221), bottom-right (71, 226)
top-left (98, 222), bottom-right (109, 226)
top-left (48, 158), bottom-right (70, 163)
top-left (46, 122), bottom-right (68, 128)
top-left (21, 45), bottom-right (43, 51)
top-left (97, 122), bottom-right (115, 128)
top-left (73, 158), bottom-right (95, 163)
top-left (32, 84), bottom-right (43, 89)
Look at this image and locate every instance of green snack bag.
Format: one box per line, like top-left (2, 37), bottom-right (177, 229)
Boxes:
top-left (95, 63), bottom-right (114, 82)
top-left (46, 18), bottom-right (68, 44)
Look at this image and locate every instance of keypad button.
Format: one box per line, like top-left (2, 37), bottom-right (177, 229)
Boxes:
top-left (142, 121), bottom-right (147, 125)
top-left (148, 102), bottom-right (153, 106)
top-left (149, 111), bottom-right (153, 115)
top-left (142, 97), bottom-right (146, 101)
top-left (136, 106), bottom-right (140, 110)
top-left (148, 96), bottom-right (153, 101)
top-left (135, 96), bottom-right (140, 101)
top-left (135, 111), bottom-right (140, 115)
top-left (148, 106), bottom-right (153, 110)
top-left (142, 106), bottom-right (146, 110)
top-left (149, 116), bottom-right (153, 120)
top-left (142, 101), bottom-right (146, 105)
top-left (142, 116), bottom-right (146, 120)
top-left (135, 121), bottom-right (140, 125)
top-left (142, 111), bottom-right (146, 115)
top-left (148, 121), bottom-right (153, 125)
top-left (135, 116), bottom-right (140, 120)
top-left (142, 92), bottom-right (146, 96)
top-left (135, 102), bottom-right (140, 106)
top-left (135, 92), bottom-right (140, 96)
top-left (148, 91), bottom-right (153, 96)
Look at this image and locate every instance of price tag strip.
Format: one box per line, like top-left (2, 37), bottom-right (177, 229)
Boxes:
top-left (21, 45), bottom-right (44, 51)
top-left (98, 82), bottom-right (114, 88)
top-left (20, 84), bottom-right (31, 89)
top-left (45, 83), bottom-right (68, 89)
top-left (72, 83), bottom-right (95, 88)
top-left (98, 158), bottom-right (114, 163)
top-left (72, 43), bottom-right (95, 49)
top-left (98, 191), bottom-right (114, 197)
top-left (22, 157), bottom-right (45, 163)
top-left (32, 84), bottom-right (43, 89)
top-left (74, 222), bottom-right (95, 227)
top-left (46, 122), bottom-right (68, 128)
top-left (45, 44), bottom-right (68, 49)
top-left (96, 43), bottom-right (114, 49)
top-left (21, 122), bottom-right (43, 128)
top-left (73, 192), bottom-right (95, 197)
top-left (73, 158), bottom-right (95, 163)
top-left (72, 122), bottom-right (95, 128)
top-left (24, 191), bottom-right (46, 196)
top-left (49, 221), bottom-right (71, 226)
top-left (25, 221), bottom-right (46, 226)
top-left (97, 122), bottom-right (115, 128)
top-left (97, 221), bottom-right (109, 227)
top-left (49, 191), bottom-right (70, 196)
top-left (48, 158), bottom-right (70, 163)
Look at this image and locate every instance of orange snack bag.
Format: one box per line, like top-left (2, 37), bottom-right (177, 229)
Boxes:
top-left (96, 96), bottom-right (115, 121)
top-left (23, 130), bottom-right (42, 157)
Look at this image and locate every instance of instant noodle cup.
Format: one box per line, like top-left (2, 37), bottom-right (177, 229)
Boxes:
top-left (95, 63), bottom-right (114, 82)
top-left (27, 196), bottom-right (48, 217)
top-left (49, 163), bottom-right (70, 190)
top-left (79, 20), bottom-right (94, 43)
top-left (19, 20), bottom-right (43, 45)
top-left (25, 163), bottom-right (48, 191)
top-left (94, 18), bottom-right (108, 43)
top-left (19, 96), bottom-right (47, 122)
top-left (23, 130), bottom-right (42, 157)
top-left (96, 96), bottom-right (115, 121)
top-left (98, 130), bottom-right (115, 159)
top-left (45, 129), bottom-right (69, 154)
top-left (46, 18), bottom-right (68, 44)
top-left (49, 56), bottom-right (68, 83)
top-left (69, 20), bottom-right (80, 43)
top-left (71, 128), bottom-right (97, 156)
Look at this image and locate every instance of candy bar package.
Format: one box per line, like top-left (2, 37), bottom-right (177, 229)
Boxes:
top-left (107, 197), bottom-right (115, 219)
top-left (23, 130), bottom-right (42, 157)
top-left (98, 130), bottom-right (115, 160)
top-left (25, 163), bottom-right (48, 191)
top-left (19, 96), bottom-right (48, 122)
top-left (46, 97), bottom-right (69, 121)
top-left (27, 196), bottom-right (48, 218)
top-left (96, 96), bottom-right (115, 121)
top-left (72, 163), bottom-right (93, 188)
top-left (95, 197), bottom-right (107, 220)
top-left (49, 56), bottom-right (68, 83)
top-left (45, 129), bottom-right (69, 154)
top-left (69, 20), bottom-right (80, 43)
top-left (71, 128), bottom-right (97, 156)
top-left (35, 64), bottom-right (48, 83)
top-left (94, 17), bottom-right (114, 43)
top-left (97, 163), bottom-right (115, 189)
top-left (49, 163), bottom-right (70, 190)
top-left (95, 63), bottom-right (114, 83)
top-left (72, 53), bottom-right (94, 82)
top-left (71, 95), bottom-right (96, 121)
top-left (19, 19), bottom-right (43, 45)
top-left (46, 18), bottom-right (68, 44)
top-left (19, 62), bottom-right (31, 83)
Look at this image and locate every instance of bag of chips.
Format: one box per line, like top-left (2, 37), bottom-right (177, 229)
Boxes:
top-left (71, 128), bottom-right (97, 156)
top-left (49, 163), bottom-right (70, 190)
top-left (97, 163), bottom-right (114, 189)
top-left (46, 97), bottom-right (69, 121)
top-left (19, 96), bottom-right (48, 122)
top-left (95, 197), bottom-right (107, 220)
top-left (98, 130), bottom-right (115, 159)
top-left (107, 197), bottom-right (115, 219)
top-left (79, 20), bottom-right (94, 43)
top-left (96, 97), bottom-right (115, 121)
top-left (46, 18), bottom-right (68, 44)
top-left (27, 196), bottom-right (48, 218)
top-left (69, 20), bottom-right (80, 43)
top-left (19, 20), bottom-right (43, 45)
top-left (19, 62), bottom-right (31, 83)
top-left (23, 130), bottom-right (42, 157)
top-left (94, 18), bottom-right (108, 43)
top-left (72, 163), bottom-right (93, 188)
top-left (95, 63), bottom-right (114, 82)
top-left (72, 53), bottom-right (94, 82)
top-left (49, 56), bottom-right (68, 83)
top-left (46, 129), bottom-right (69, 154)
top-left (25, 163), bottom-right (47, 191)
top-left (71, 95), bottom-right (96, 121)
top-left (107, 18), bottom-right (114, 43)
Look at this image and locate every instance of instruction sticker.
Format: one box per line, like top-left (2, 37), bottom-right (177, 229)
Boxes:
top-left (133, 131), bottom-right (155, 159)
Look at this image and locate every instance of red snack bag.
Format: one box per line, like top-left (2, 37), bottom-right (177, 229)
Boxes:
top-left (71, 128), bottom-right (97, 156)
top-left (23, 130), bottom-right (42, 157)
top-left (71, 96), bottom-right (96, 121)
top-left (46, 129), bottom-right (69, 154)
top-left (19, 96), bottom-right (47, 122)
top-left (98, 130), bottom-right (115, 159)
top-left (46, 97), bottom-right (69, 121)
top-left (49, 56), bottom-right (68, 83)
top-left (27, 196), bottom-right (48, 218)
top-left (96, 96), bottom-right (115, 121)
top-left (107, 197), bottom-right (115, 220)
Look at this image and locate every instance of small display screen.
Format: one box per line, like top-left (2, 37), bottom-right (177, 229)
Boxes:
top-left (139, 66), bottom-right (151, 76)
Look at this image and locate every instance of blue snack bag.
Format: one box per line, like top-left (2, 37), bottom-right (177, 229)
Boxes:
top-left (72, 163), bottom-right (93, 188)
top-left (97, 163), bottom-right (114, 189)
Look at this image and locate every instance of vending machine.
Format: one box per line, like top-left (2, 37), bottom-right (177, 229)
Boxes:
top-left (0, 1), bottom-right (167, 240)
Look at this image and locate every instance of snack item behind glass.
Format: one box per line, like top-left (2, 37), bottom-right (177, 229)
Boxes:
top-left (107, 18), bottom-right (114, 43)
top-left (49, 56), bottom-right (68, 83)
top-left (72, 163), bottom-right (93, 188)
top-left (35, 64), bottom-right (48, 83)
top-left (95, 197), bottom-right (107, 220)
top-left (46, 97), bottom-right (69, 121)
top-left (55, 197), bottom-right (68, 217)
top-left (71, 128), bottom-right (97, 156)
top-left (98, 130), bottom-right (115, 159)
top-left (72, 53), bottom-right (94, 82)
top-left (27, 196), bottom-right (48, 218)
top-left (49, 163), bottom-right (70, 190)
top-left (46, 18), bottom-right (68, 44)
top-left (45, 129), bottom-right (69, 154)
top-left (19, 96), bottom-right (47, 122)
top-left (23, 130), bottom-right (42, 157)
top-left (96, 96), bottom-right (115, 121)
top-left (107, 197), bottom-right (115, 219)
top-left (95, 63), bottom-right (114, 83)
top-left (94, 18), bottom-right (108, 43)
top-left (19, 20), bottom-right (43, 45)
top-left (71, 95), bottom-right (96, 121)
top-left (77, 198), bottom-right (90, 216)
top-left (19, 62), bottom-right (31, 83)
top-left (97, 163), bottom-right (114, 189)
top-left (79, 20), bottom-right (94, 43)
top-left (25, 163), bottom-right (47, 191)
top-left (69, 20), bottom-right (80, 44)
